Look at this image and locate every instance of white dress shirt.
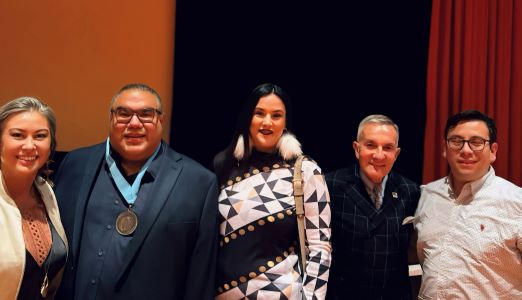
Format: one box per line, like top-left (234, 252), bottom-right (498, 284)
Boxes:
top-left (414, 167), bottom-right (522, 299)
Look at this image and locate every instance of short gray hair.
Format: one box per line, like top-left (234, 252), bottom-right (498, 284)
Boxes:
top-left (357, 114), bottom-right (399, 145)
top-left (0, 96), bottom-right (57, 179)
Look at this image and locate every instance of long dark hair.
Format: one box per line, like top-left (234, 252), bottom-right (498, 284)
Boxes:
top-left (213, 83), bottom-right (294, 183)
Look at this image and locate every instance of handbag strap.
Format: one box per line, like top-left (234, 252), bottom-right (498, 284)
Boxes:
top-left (293, 155), bottom-right (307, 274)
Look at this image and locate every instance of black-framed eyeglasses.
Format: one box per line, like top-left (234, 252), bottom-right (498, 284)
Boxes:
top-left (111, 108), bottom-right (162, 124)
top-left (446, 137), bottom-right (490, 151)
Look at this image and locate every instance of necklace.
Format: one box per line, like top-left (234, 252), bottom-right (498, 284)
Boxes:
top-left (40, 245), bottom-right (53, 297)
top-left (18, 186), bottom-right (53, 297)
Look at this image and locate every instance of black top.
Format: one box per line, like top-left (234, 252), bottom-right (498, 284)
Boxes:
top-left (18, 219), bottom-right (67, 300)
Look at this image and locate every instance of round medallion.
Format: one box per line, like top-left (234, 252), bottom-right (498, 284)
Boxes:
top-left (116, 209), bottom-right (138, 236)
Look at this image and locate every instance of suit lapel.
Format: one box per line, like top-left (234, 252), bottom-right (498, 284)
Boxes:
top-left (340, 180), bottom-right (378, 219)
top-left (116, 146), bottom-right (183, 286)
top-left (71, 145), bottom-right (105, 261)
top-left (339, 166), bottom-right (404, 231)
top-left (338, 166), bottom-right (378, 219)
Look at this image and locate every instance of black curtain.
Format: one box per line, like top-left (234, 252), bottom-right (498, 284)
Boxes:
top-left (171, 1), bottom-right (431, 183)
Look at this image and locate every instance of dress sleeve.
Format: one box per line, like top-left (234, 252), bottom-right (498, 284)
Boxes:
top-left (301, 159), bottom-right (332, 299)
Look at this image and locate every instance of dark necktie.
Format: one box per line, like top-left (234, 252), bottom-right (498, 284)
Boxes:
top-left (371, 184), bottom-right (383, 209)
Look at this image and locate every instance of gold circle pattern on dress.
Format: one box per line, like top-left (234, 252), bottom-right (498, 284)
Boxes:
top-left (221, 162), bottom-right (298, 192)
top-left (222, 209), bottom-right (294, 246)
top-left (219, 248), bottom-right (297, 293)
top-left (218, 163), bottom-right (305, 291)
top-left (216, 161), bottom-right (304, 294)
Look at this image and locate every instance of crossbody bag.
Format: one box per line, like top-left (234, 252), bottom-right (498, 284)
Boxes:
top-left (293, 155), bottom-right (308, 274)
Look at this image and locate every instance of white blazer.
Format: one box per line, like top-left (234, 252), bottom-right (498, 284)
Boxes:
top-left (0, 171), bottom-right (68, 300)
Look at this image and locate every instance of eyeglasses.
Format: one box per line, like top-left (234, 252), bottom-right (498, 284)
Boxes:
top-left (111, 108), bottom-right (161, 124)
top-left (446, 137), bottom-right (490, 151)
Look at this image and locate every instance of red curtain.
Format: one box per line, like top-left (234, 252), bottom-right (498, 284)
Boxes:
top-left (423, 0), bottom-right (522, 185)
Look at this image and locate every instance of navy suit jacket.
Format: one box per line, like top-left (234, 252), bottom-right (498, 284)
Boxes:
top-left (325, 164), bottom-right (420, 300)
top-left (54, 142), bottom-right (219, 300)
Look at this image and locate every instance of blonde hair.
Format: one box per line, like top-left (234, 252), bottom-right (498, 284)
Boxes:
top-left (0, 96), bottom-right (56, 180)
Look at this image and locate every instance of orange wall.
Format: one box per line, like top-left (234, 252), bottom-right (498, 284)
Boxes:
top-left (0, 0), bottom-right (175, 151)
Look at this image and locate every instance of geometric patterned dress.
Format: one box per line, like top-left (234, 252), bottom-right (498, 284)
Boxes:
top-left (215, 154), bottom-right (332, 299)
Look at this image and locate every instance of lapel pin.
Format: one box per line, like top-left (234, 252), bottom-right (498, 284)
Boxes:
top-left (392, 192), bottom-right (398, 198)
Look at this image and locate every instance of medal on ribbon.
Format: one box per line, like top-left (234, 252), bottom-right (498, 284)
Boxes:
top-left (116, 208), bottom-right (139, 236)
top-left (105, 139), bottom-right (160, 236)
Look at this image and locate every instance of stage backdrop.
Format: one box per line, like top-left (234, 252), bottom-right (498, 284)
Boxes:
top-left (0, 0), bottom-right (175, 151)
top-left (171, 1), bottom-right (432, 183)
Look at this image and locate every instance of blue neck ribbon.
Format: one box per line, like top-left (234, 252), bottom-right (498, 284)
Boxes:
top-left (105, 138), bottom-right (161, 206)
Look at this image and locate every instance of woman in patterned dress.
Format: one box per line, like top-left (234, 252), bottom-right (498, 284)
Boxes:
top-left (0, 97), bottom-right (68, 299)
top-left (213, 83), bottom-right (332, 299)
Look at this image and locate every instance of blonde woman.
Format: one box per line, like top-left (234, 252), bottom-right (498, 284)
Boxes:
top-left (0, 97), bottom-right (67, 299)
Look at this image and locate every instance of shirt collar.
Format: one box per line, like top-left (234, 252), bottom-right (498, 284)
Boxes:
top-left (446, 166), bottom-right (495, 199)
top-left (108, 142), bottom-right (164, 180)
top-left (360, 169), bottom-right (388, 197)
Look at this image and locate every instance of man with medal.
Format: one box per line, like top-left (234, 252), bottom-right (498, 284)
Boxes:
top-left (53, 83), bottom-right (219, 300)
